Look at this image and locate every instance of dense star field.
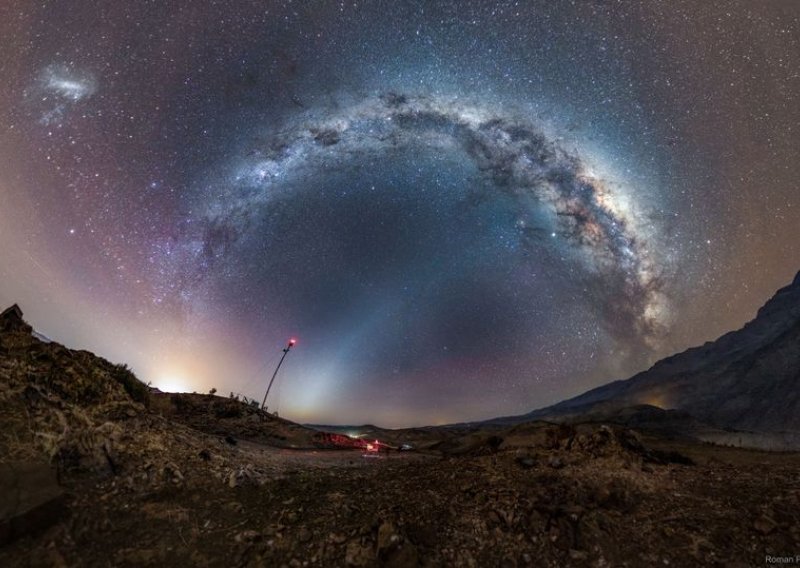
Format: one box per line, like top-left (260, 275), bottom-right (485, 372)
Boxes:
top-left (0, 1), bottom-right (798, 426)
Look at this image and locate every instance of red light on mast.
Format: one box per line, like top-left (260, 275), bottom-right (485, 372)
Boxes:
top-left (288, 338), bottom-right (297, 347)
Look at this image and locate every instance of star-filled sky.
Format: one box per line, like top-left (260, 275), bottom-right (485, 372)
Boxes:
top-left (1, 1), bottom-right (798, 426)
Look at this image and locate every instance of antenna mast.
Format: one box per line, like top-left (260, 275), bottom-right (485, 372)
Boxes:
top-left (261, 338), bottom-right (296, 412)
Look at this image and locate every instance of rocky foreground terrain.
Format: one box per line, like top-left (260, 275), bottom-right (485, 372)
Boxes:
top-left (2, 306), bottom-right (800, 567)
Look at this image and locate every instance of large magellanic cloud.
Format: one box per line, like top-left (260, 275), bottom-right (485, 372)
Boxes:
top-left (30, 64), bottom-right (97, 126)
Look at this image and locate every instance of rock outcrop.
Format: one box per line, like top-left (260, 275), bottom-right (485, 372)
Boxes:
top-left (0, 462), bottom-right (66, 545)
top-left (0, 306), bottom-right (285, 491)
top-left (0, 305), bottom-right (31, 335)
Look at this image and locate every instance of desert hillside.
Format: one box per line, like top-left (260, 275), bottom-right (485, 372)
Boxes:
top-left (493, 271), bottom-right (800, 443)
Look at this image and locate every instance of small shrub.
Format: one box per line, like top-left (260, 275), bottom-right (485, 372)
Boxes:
top-left (110, 363), bottom-right (150, 407)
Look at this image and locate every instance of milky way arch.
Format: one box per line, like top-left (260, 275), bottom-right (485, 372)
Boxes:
top-left (192, 93), bottom-right (669, 347)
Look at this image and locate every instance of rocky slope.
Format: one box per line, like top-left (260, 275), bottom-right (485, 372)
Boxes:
top-left (0, 307), bottom-right (297, 490)
top-left (492, 271), bottom-right (800, 436)
top-left (151, 392), bottom-right (358, 450)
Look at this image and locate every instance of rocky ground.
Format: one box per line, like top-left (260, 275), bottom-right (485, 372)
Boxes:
top-left (2, 313), bottom-right (800, 567)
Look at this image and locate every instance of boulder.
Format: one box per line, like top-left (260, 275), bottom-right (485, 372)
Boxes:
top-left (0, 304), bottom-right (32, 334)
top-left (0, 462), bottom-right (66, 545)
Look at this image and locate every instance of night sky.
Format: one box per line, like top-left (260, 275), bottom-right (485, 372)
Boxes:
top-left (1, 1), bottom-right (798, 426)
